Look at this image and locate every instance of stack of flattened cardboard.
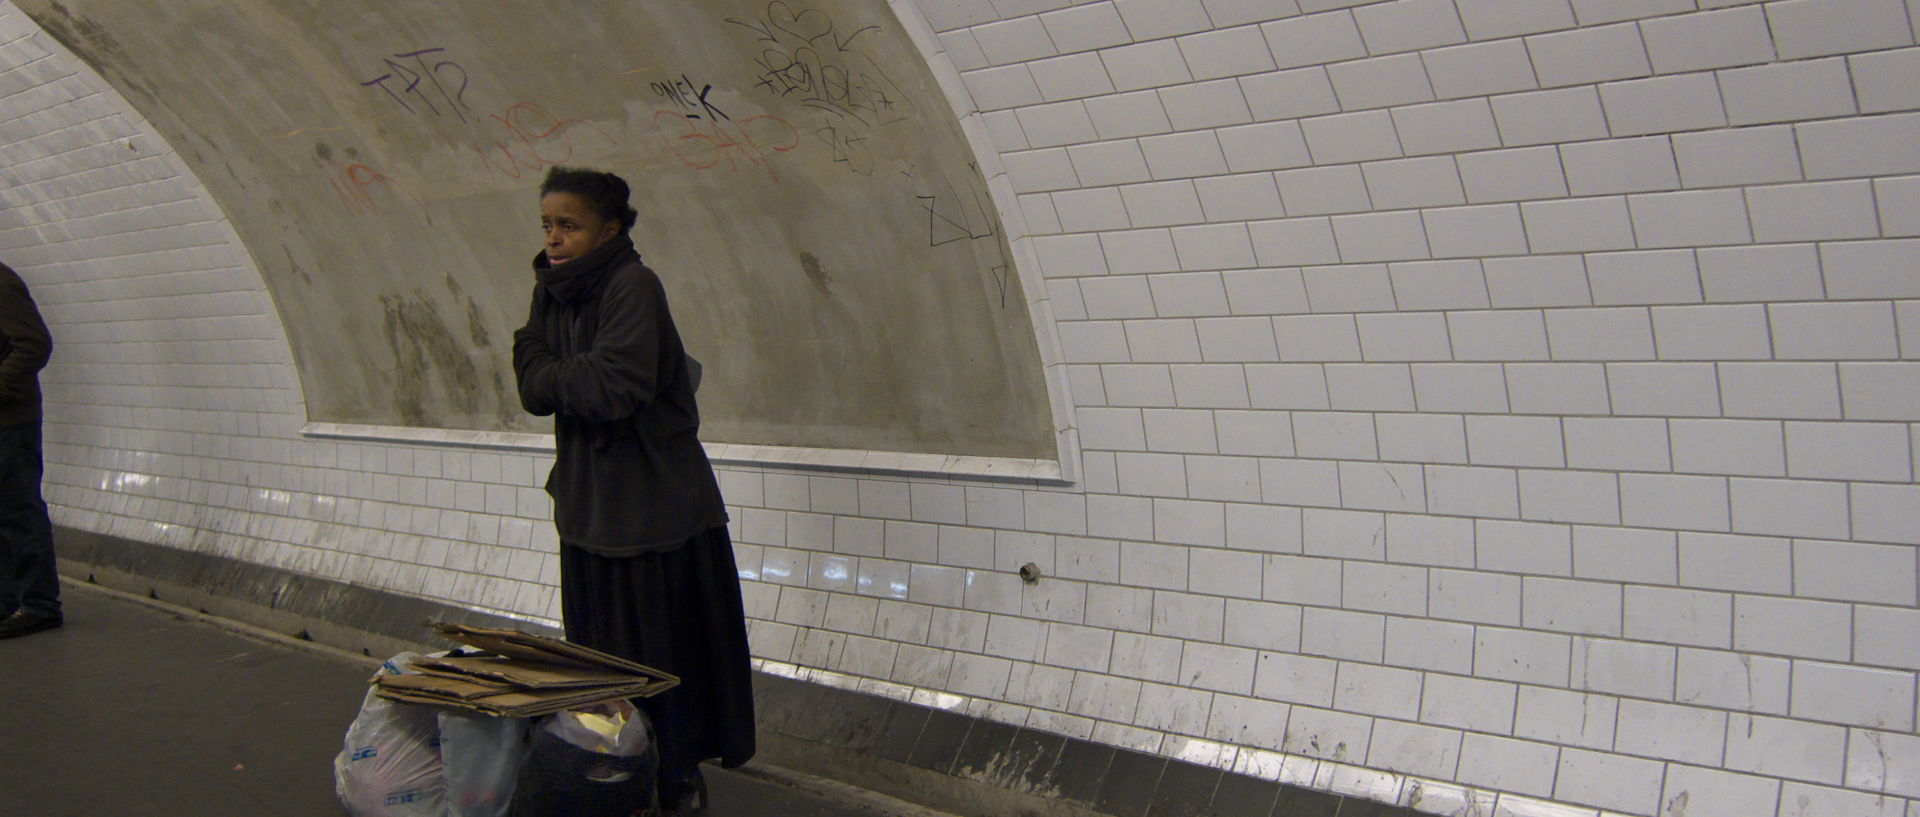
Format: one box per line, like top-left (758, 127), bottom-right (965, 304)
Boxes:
top-left (373, 621), bottom-right (678, 718)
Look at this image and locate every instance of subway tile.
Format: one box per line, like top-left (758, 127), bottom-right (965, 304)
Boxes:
top-left (1526, 22), bottom-right (1653, 88)
top-left (1393, 98), bottom-right (1504, 156)
top-left (1491, 86), bottom-right (1610, 146)
top-left (1768, 0), bottom-right (1914, 59)
top-left (1218, 122), bottom-right (1314, 173)
top-left (1794, 661), bottom-right (1917, 730)
top-left (975, 16), bottom-right (1059, 66)
top-left (1641, 6), bottom-right (1777, 73)
top-left (1366, 718), bottom-right (1464, 780)
top-left (1671, 419), bottom-right (1786, 478)
top-left (1449, 310), bottom-right (1549, 362)
top-left (1679, 531), bottom-right (1794, 594)
top-left (1780, 781), bottom-right (1912, 817)
top-left (1102, 41), bottom-right (1194, 93)
top-left (1455, 0), bottom-right (1576, 40)
top-left (1586, 250), bottom-right (1703, 306)
top-left (1553, 748), bottom-right (1665, 814)
top-left (1854, 47), bottom-right (1920, 114)
top-left (1506, 362), bottom-right (1610, 415)
top-left (1475, 626), bottom-right (1571, 686)
top-left (1261, 11), bottom-right (1367, 70)
top-left (1673, 126), bottom-right (1804, 189)
top-left (1562, 136), bottom-right (1679, 196)
top-left (1621, 473), bottom-right (1732, 532)
top-left (1302, 264), bottom-right (1396, 313)
top-left (1771, 302), bottom-right (1899, 360)
top-left (1242, 66), bottom-right (1342, 121)
top-left (1040, 3), bottom-right (1133, 54)
top-left (1302, 506), bottom-right (1387, 559)
top-left (1546, 306), bottom-right (1655, 360)
top-left (1387, 617), bottom-right (1476, 674)
top-left (1598, 73), bottom-right (1729, 136)
top-left (1736, 595), bottom-right (1855, 661)
top-left (1281, 705), bottom-right (1375, 763)
top-left (1626, 586), bottom-right (1732, 648)
top-left (1113, 0), bottom-right (1214, 39)
top-left (1484, 255), bottom-right (1593, 308)
top-left (1328, 53), bottom-right (1436, 111)
top-left (1799, 112), bottom-right (1920, 180)
top-left (1326, 363), bottom-right (1415, 410)
top-left (1222, 268), bottom-right (1311, 315)
top-left (1375, 413), bottom-right (1468, 464)
top-left (1616, 698), bottom-right (1725, 764)
top-left (1353, 0), bottom-right (1466, 54)
top-left (1720, 362), bottom-right (1842, 420)
top-left (1300, 607), bottom-right (1387, 662)
top-left (1677, 647), bottom-right (1792, 715)
top-left (1362, 157), bottom-right (1466, 211)
top-left (1426, 465), bottom-right (1522, 519)
top-left (1564, 417), bottom-right (1670, 471)
top-left (1652, 304), bottom-right (1770, 360)
top-left (1721, 58), bottom-right (1859, 126)
top-left (1277, 166), bottom-right (1373, 216)
top-left (1628, 188), bottom-right (1755, 249)
top-left (1409, 363), bottom-right (1509, 414)
top-left (1523, 577), bottom-right (1622, 636)
top-left (1194, 173), bottom-right (1285, 222)
top-left (1085, 90), bottom-right (1176, 139)
top-left (1177, 25), bottom-right (1279, 81)
top-left (1459, 146), bottom-right (1570, 203)
top-left (1846, 728), bottom-right (1920, 797)
top-left (1858, 606), bottom-right (1920, 670)
top-left (1522, 197), bottom-right (1637, 255)
top-left (1517, 686), bottom-right (1618, 750)
top-left (1468, 415), bottom-right (1566, 467)
top-left (1432, 567), bottom-right (1523, 626)
top-left (1854, 483), bottom-right (1920, 545)
top-left (1659, 765), bottom-right (1783, 817)
top-left (1795, 539), bottom-right (1918, 605)
top-left (1334, 661), bottom-right (1425, 720)
top-left (1423, 39), bottom-right (1542, 103)
top-left (1160, 78), bottom-right (1257, 131)
top-left (1784, 420), bottom-right (1912, 482)
top-left (1749, 180), bottom-right (1881, 242)
top-left (1571, 525), bottom-right (1674, 583)
top-left (1824, 240), bottom-right (1920, 299)
top-left (1423, 204), bottom-right (1527, 259)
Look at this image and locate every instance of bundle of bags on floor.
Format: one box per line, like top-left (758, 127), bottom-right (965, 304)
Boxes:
top-left (334, 628), bottom-right (675, 817)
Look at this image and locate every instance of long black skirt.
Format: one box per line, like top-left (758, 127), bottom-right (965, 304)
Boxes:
top-left (559, 526), bottom-right (756, 780)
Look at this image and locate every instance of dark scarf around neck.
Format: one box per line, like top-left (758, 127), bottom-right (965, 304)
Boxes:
top-left (533, 233), bottom-right (639, 305)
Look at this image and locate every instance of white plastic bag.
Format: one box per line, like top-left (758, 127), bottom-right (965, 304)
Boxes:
top-left (542, 700), bottom-right (654, 759)
top-left (440, 710), bottom-right (530, 817)
top-left (334, 652), bottom-right (447, 817)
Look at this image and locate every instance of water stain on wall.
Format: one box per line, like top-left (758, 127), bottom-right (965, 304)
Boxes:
top-left (799, 250), bottom-right (833, 297)
top-left (379, 291), bottom-right (496, 427)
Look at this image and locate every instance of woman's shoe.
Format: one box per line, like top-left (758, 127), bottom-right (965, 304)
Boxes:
top-left (660, 768), bottom-right (708, 817)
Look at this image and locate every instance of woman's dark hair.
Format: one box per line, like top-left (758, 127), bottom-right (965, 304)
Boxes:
top-left (540, 166), bottom-right (639, 232)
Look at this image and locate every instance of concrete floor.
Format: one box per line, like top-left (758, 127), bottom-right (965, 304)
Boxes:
top-left (0, 580), bottom-right (947, 817)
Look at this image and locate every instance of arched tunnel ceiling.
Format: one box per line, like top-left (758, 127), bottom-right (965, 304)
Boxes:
top-left (19, 0), bottom-right (1053, 459)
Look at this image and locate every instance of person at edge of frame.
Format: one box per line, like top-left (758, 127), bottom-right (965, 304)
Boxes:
top-left (0, 259), bottom-right (61, 640)
top-left (511, 166), bottom-right (754, 817)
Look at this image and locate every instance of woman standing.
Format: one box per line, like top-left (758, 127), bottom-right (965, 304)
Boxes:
top-left (512, 166), bottom-right (754, 816)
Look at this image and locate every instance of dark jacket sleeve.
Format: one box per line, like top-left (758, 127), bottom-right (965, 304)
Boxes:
top-left (512, 288), bottom-right (559, 417)
top-left (0, 265), bottom-right (51, 403)
top-left (514, 267), bottom-right (668, 423)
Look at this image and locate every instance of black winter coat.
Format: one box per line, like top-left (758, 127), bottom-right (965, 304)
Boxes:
top-left (513, 234), bottom-right (727, 556)
top-left (0, 261), bottom-right (50, 428)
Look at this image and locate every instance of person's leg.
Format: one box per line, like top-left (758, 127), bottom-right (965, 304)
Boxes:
top-left (0, 419), bottom-right (59, 631)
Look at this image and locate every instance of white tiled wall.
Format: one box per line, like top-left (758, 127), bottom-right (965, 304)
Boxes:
top-left (5, 0), bottom-right (1920, 815)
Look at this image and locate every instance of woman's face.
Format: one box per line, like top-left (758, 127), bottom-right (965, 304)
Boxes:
top-left (540, 192), bottom-right (620, 266)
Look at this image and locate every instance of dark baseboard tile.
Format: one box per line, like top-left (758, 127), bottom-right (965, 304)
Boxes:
top-left (54, 526), bottom-right (1422, 817)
